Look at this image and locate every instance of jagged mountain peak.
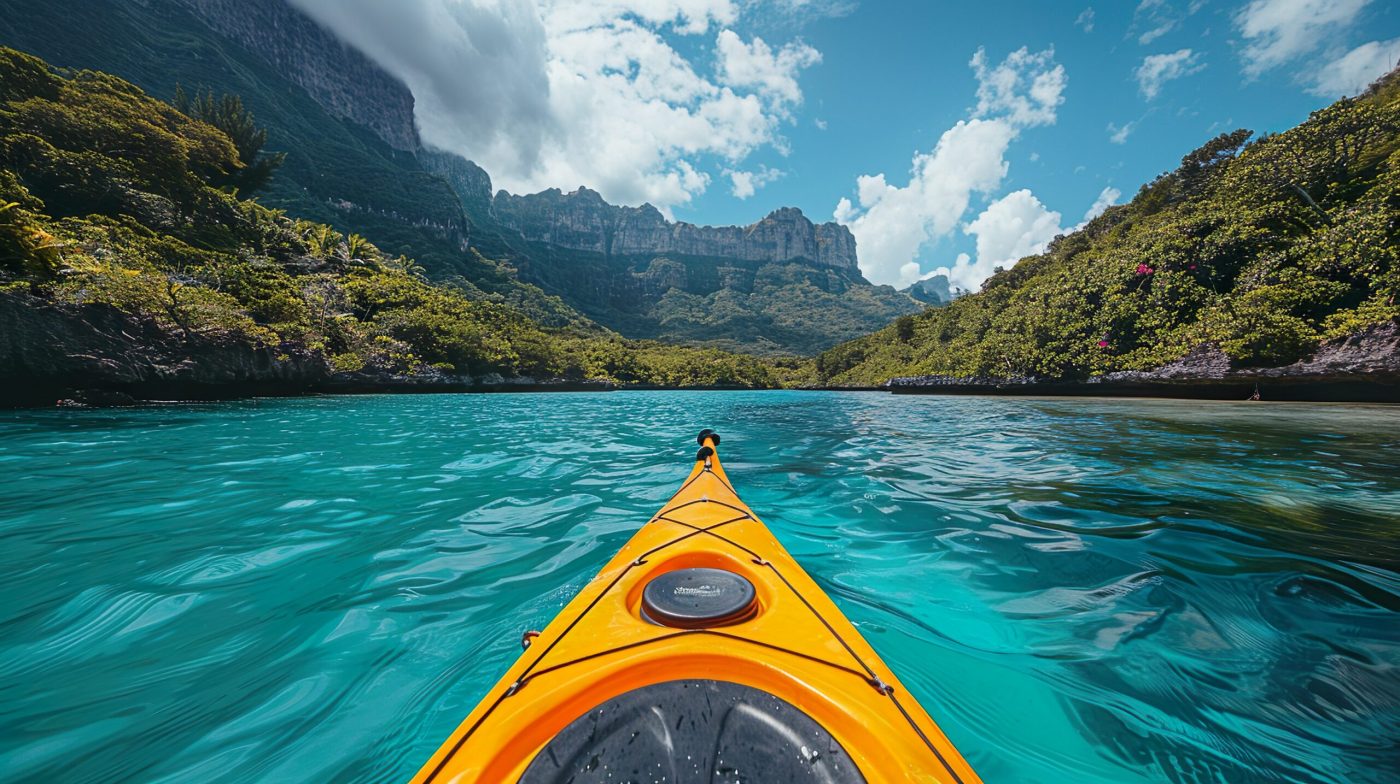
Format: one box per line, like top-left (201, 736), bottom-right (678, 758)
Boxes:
top-left (489, 174), bottom-right (859, 273)
top-left (762, 205), bottom-right (806, 222)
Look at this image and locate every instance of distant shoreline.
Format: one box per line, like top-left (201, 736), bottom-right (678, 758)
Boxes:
top-left (7, 377), bottom-right (1396, 409)
top-left (7, 313), bottom-right (1395, 409)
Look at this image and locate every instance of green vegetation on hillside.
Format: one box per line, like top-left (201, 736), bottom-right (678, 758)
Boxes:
top-left (513, 251), bottom-right (920, 356)
top-left (0, 48), bottom-right (780, 390)
top-left (647, 266), bottom-right (918, 356)
top-left (0, 0), bottom-right (921, 355)
top-left (0, 0), bottom-right (587, 328)
top-left (816, 72), bottom-right (1400, 386)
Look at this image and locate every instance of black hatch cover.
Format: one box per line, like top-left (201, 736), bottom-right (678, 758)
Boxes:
top-left (519, 679), bottom-right (866, 783)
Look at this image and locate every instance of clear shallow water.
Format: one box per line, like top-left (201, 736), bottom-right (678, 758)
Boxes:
top-left (1, 391), bottom-right (1398, 784)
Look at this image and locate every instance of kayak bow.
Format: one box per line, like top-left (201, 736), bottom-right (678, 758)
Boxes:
top-left (411, 430), bottom-right (981, 783)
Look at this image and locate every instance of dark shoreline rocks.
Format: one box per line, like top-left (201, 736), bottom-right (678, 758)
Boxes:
top-left (0, 292), bottom-right (615, 408)
top-left (884, 321), bottom-right (1400, 403)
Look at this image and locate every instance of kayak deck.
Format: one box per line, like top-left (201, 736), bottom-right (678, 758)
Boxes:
top-left (411, 431), bottom-right (981, 783)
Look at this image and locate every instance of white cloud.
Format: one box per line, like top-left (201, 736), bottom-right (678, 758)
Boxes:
top-left (716, 29), bottom-right (820, 108)
top-left (935, 190), bottom-right (1063, 290)
top-left (726, 165), bottom-right (783, 198)
top-left (1079, 186), bottom-right (1121, 226)
top-left (288, 0), bottom-right (818, 216)
top-left (933, 185), bottom-right (1122, 289)
top-left (814, 118), bottom-right (828, 130)
top-left (835, 47), bottom-right (1066, 288)
top-left (1136, 48), bottom-right (1205, 98)
top-left (1076, 7), bottom-right (1095, 33)
top-left (970, 46), bottom-right (1067, 128)
top-left (838, 119), bottom-right (1018, 287)
top-left (1107, 120), bottom-right (1137, 144)
top-left (1234, 0), bottom-right (1371, 78)
top-left (548, 0), bottom-right (737, 36)
top-left (286, 0), bottom-right (555, 176)
top-left (1308, 38), bottom-right (1400, 97)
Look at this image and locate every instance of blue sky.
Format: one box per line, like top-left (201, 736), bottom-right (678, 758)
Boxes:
top-left (292, 0), bottom-right (1400, 288)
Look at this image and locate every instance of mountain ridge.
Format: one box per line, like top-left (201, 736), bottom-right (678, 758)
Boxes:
top-left (0, 0), bottom-right (914, 355)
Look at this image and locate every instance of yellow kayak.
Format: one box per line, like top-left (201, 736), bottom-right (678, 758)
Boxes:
top-left (411, 430), bottom-right (981, 783)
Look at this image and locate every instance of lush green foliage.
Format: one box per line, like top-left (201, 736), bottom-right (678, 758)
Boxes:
top-left (0, 0), bottom-right (585, 328)
top-left (601, 259), bottom-right (919, 356)
top-left (0, 0), bottom-right (918, 355)
top-left (816, 71), bottom-right (1400, 385)
top-left (0, 48), bottom-right (780, 389)
top-left (173, 86), bottom-right (285, 195)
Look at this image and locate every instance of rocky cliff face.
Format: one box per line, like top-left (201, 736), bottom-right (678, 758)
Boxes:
top-left (0, 292), bottom-right (606, 406)
top-left (171, 0), bottom-right (419, 151)
top-left (412, 151), bottom-right (910, 353)
top-left (492, 187), bottom-right (861, 274)
top-left (419, 149), bottom-right (495, 218)
top-left (0, 292), bottom-right (330, 405)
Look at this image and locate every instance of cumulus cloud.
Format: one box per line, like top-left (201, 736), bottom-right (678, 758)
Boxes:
top-left (288, 0), bottom-right (819, 216)
top-left (1308, 38), bottom-right (1400, 97)
top-left (933, 184), bottom-right (1121, 290)
top-left (716, 29), bottom-right (820, 107)
top-left (936, 190), bottom-right (1063, 290)
top-left (726, 165), bottom-right (783, 198)
top-left (1136, 48), bottom-right (1205, 99)
top-left (836, 119), bottom-right (1017, 287)
top-left (834, 47), bottom-right (1065, 288)
top-left (970, 46), bottom-right (1067, 128)
top-left (1234, 0), bottom-right (1371, 78)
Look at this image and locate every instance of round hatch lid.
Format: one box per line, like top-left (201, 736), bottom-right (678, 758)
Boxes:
top-left (641, 567), bottom-right (757, 628)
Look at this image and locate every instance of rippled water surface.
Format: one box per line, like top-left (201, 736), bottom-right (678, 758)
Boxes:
top-left (2, 391), bottom-right (1398, 783)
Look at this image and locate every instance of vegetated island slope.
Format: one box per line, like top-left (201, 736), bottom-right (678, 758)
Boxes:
top-left (815, 70), bottom-right (1400, 401)
top-left (0, 0), bottom-right (917, 355)
top-left (0, 48), bottom-right (785, 406)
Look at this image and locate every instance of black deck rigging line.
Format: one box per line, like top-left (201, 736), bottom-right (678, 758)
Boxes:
top-left (423, 479), bottom-right (963, 784)
top-left (634, 515), bottom-right (751, 562)
top-left (890, 692), bottom-right (967, 784)
top-left (520, 628), bottom-right (874, 687)
top-left (649, 494), bottom-right (750, 523)
top-left (651, 457), bottom-right (726, 513)
top-left (648, 470), bottom-right (745, 522)
top-left (701, 464), bottom-right (741, 497)
top-left (656, 517), bottom-right (767, 562)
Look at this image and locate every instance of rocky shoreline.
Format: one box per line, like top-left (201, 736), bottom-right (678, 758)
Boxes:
top-left (0, 292), bottom-right (619, 408)
top-left (5, 292), bottom-right (1396, 407)
top-left (884, 321), bottom-right (1400, 403)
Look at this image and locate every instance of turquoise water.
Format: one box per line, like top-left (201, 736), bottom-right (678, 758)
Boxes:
top-left (1, 391), bottom-right (1397, 783)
